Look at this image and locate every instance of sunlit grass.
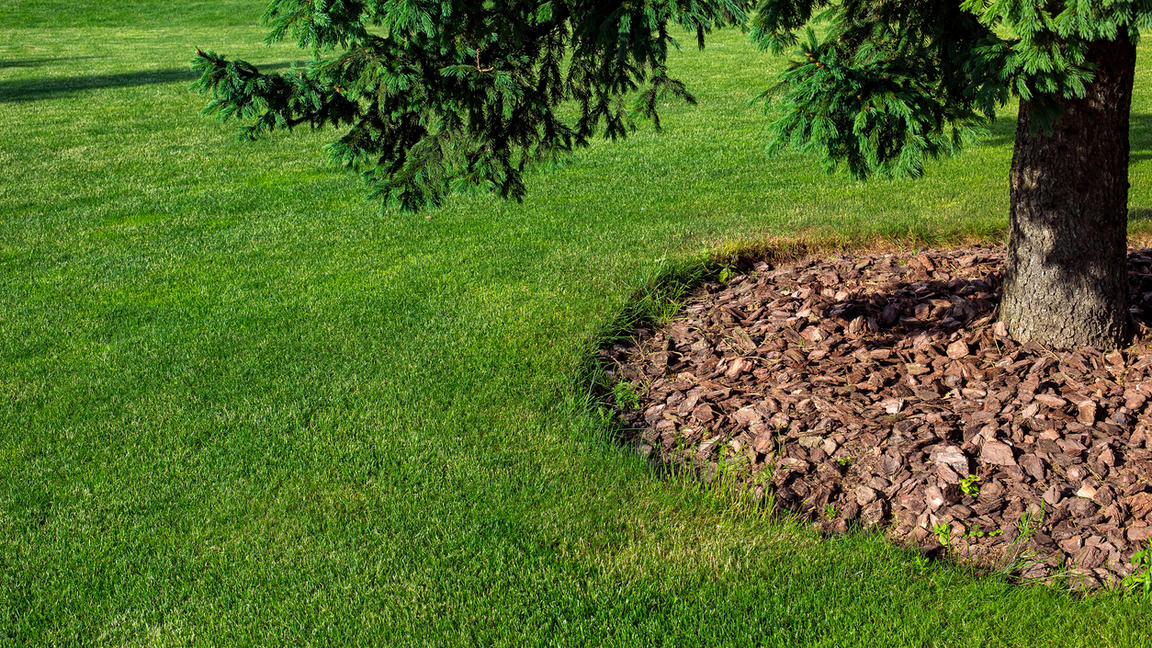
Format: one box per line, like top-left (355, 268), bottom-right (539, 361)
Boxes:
top-left (4, 3), bottom-right (1152, 646)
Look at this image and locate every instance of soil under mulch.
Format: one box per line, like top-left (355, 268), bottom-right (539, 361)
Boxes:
top-left (604, 247), bottom-right (1152, 590)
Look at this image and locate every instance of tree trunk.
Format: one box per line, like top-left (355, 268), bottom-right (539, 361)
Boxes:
top-left (1000, 37), bottom-right (1137, 350)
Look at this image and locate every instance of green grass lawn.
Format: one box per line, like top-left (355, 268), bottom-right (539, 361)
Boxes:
top-left (4, 2), bottom-right (1152, 646)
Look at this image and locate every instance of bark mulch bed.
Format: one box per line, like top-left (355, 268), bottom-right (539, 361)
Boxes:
top-left (603, 247), bottom-right (1152, 590)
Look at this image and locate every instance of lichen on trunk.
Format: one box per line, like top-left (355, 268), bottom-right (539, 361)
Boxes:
top-left (1000, 37), bottom-right (1138, 350)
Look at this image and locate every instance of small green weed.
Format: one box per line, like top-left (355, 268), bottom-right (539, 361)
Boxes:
top-left (960, 474), bottom-right (981, 498)
top-left (612, 381), bottom-right (642, 411)
top-left (993, 504), bottom-right (1049, 578)
top-left (596, 406), bottom-right (614, 425)
top-left (1016, 503), bottom-right (1045, 543)
top-left (912, 553), bottom-right (931, 572)
top-left (963, 523), bottom-right (1003, 540)
top-left (933, 523), bottom-right (952, 547)
top-left (1123, 542), bottom-right (1152, 595)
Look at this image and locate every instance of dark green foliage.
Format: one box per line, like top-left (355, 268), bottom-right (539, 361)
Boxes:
top-left (195, 0), bottom-right (1152, 208)
top-left (754, 0), bottom-right (1152, 179)
top-left (752, 2), bottom-right (1011, 179)
top-left (193, 0), bottom-right (746, 211)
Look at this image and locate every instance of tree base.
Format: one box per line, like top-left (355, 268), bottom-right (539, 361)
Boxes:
top-left (606, 246), bottom-right (1152, 590)
top-left (1004, 37), bottom-right (1137, 351)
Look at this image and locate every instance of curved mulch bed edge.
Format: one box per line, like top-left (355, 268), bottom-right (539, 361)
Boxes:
top-left (603, 247), bottom-right (1152, 590)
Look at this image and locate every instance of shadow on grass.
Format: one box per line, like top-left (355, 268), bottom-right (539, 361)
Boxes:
top-left (0, 56), bottom-right (102, 70)
top-left (983, 113), bottom-right (1152, 164)
top-left (0, 61), bottom-right (294, 103)
top-left (1130, 208), bottom-right (1152, 224)
top-left (978, 116), bottom-right (1018, 148)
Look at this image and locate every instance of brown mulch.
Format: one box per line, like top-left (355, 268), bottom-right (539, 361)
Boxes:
top-left (604, 247), bottom-right (1152, 590)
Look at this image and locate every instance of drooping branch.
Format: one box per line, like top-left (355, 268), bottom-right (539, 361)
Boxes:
top-left (194, 0), bottom-right (750, 212)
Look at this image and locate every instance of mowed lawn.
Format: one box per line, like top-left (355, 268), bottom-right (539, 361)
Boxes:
top-left (5, 2), bottom-right (1152, 645)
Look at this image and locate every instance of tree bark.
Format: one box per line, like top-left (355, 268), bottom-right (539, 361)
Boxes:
top-left (1000, 37), bottom-right (1138, 350)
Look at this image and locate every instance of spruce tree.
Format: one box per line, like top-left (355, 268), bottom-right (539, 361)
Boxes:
top-left (194, 0), bottom-right (1152, 350)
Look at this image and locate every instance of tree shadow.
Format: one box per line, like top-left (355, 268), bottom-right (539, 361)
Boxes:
top-left (977, 116), bottom-right (1017, 148)
top-left (0, 61), bottom-right (294, 103)
top-left (0, 56), bottom-right (102, 70)
top-left (822, 273), bottom-right (1002, 352)
top-left (1129, 113), bottom-right (1152, 163)
top-left (823, 250), bottom-right (1152, 347)
top-left (981, 112), bottom-right (1152, 164)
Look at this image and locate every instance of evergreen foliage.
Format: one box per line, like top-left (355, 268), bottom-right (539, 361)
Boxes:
top-left (194, 0), bottom-right (746, 211)
top-left (194, 1), bottom-right (1152, 210)
top-left (756, 0), bottom-right (1152, 179)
